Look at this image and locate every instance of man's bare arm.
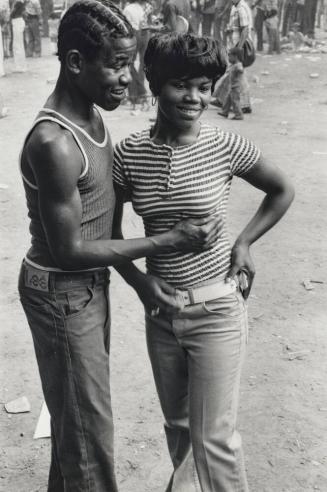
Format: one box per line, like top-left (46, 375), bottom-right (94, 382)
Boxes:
top-left (26, 124), bottom-right (221, 270)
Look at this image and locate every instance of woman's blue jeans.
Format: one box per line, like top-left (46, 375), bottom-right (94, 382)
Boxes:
top-left (146, 288), bottom-right (249, 492)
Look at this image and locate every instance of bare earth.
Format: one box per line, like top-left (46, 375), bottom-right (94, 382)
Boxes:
top-left (0, 37), bottom-right (327, 492)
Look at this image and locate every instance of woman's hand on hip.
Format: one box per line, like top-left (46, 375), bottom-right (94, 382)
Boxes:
top-left (225, 242), bottom-right (255, 300)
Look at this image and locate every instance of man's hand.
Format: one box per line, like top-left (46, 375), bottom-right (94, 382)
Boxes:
top-left (171, 216), bottom-right (224, 252)
top-left (225, 242), bottom-right (255, 299)
top-left (134, 272), bottom-right (184, 315)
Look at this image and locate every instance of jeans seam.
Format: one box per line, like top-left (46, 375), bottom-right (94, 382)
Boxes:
top-left (60, 311), bottom-right (92, 492)
top-left (200, 397), bottom-right (215, 491)
top-left (192, 460), bottom-right (201, 492)
top-left (231, 317), bottom-right (245, 492)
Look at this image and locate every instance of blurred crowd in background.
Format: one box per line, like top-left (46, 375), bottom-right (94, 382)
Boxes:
top-left (0, 0), bottom-right (327, 114)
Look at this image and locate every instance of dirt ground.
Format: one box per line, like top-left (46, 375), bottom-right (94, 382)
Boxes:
top-left (1, 35), bottom-right (327, 492)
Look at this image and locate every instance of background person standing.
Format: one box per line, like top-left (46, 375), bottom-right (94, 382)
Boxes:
top-left (10, 0), bottom-right (27, 72)
top-left (123, 0), bottom-right (151, 112)
top-left (40, 0), bottom-right (52, 37)
top-left (24, 0), bottom-right (41, 57)
top-left (226, 0), bottom-right (253, 112)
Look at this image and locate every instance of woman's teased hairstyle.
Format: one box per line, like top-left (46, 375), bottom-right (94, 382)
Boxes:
top-left (144, 34), bottom-right (228, 96)
top-left (57, 0), bottom-right (134, 63)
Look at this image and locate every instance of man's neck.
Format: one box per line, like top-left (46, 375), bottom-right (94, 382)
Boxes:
top-left (45, 73), bottom-right (95, 126)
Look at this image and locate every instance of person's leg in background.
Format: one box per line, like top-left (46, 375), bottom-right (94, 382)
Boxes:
top-left (24, 16), bottom-right (34, 57)
top-left (202, 12), bottom-right (214, 35)
top-left (190, 10), bottom-right (202, 35)
top-left (282, 0), bottom-right (293, 36)
top-left (220, 91), bottom-right (232, 117)
top-left (40, 0), bottom-right (53, 37)
top-left (255, 8), bottom-right (265, 51)
top-left (240, 69), bottom-right (252, 113)
top-left (30, 15), bottom-right (41, 56)
top-left (12, 17), bottom-right (27, 72)
top-left (0, 26), bottom-right (5, 77)
top-left (230, 87), bottom-right (243, 119)
top-left (266, 23), bottom-right (274, 53)
top-left (274, 26), bottom-right (281, 52)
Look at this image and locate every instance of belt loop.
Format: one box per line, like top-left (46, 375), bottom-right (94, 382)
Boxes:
top-left (187, 288), bottom-right (195, 305)
top-left (48, 271), bottom-right (55, 293)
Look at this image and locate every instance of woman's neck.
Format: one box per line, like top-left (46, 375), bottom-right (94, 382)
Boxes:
top-left (151, 115), bottom-right (201, 148)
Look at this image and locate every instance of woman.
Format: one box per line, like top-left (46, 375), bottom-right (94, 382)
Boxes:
top-left (113, 33), bottom-right (294, 491)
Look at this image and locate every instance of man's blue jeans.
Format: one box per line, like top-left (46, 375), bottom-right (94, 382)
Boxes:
top-left (18, 261), bottom-right (118, 492)
top-left (146, 287), bottom-right (249, 492)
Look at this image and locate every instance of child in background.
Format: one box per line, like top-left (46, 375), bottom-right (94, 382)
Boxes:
top-left (288, 21), bottom-right (305, 50)
top-left (218, 46), bottom-right (244, 120)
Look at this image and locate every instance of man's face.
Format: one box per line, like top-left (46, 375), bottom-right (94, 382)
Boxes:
top-left (78, 37), bottom-right (137, 111)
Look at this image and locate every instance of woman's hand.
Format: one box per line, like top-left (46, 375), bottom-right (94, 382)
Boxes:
top-left (225, 242), bottom-right (255, 300)
top-left (171, 216), bottom-right (224, 253)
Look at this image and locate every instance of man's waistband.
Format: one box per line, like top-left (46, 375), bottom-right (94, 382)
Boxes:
top-left (21, 259), bottom-right (109, 293)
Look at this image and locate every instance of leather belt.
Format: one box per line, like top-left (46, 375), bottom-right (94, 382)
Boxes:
top-left (177, 279), bottom-right (237, 306)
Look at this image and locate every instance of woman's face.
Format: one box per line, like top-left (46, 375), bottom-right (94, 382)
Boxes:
top-left (157, 75), bottom-right (213, 129)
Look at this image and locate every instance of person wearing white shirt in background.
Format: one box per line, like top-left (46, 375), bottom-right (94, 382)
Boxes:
top-left (10, 0), bottom-right (27, 72)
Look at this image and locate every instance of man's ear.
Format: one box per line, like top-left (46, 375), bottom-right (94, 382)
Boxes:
top-left (65, 49), bottom-right (84, 74)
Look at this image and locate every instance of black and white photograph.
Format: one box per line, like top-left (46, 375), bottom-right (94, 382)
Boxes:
top-left (0, 0), bottom-right (326, 490)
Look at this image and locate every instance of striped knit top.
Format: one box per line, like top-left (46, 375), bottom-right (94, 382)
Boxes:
top-left (113, 124), bottom-right (260, 288)
top-left (20, 107), bottom-right (115, 270)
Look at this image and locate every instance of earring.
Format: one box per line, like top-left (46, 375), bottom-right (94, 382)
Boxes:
top-left (151, 96), bottom-right (157, 106)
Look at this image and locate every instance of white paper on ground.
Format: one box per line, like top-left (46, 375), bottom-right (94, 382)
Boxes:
top-left (33, 401), bottom-right (51, 439)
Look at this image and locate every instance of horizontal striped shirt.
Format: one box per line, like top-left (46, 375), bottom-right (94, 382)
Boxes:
top-left (113, 124), bottom-right (260, 287)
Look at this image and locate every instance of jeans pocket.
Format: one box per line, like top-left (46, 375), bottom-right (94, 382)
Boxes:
top-left (202, 291), bottom-right (246, 317)
top-left (56, 286), bottom-right (95, 319)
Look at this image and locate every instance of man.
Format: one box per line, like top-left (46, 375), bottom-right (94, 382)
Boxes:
top-left (18, 1), bottom-right (221, 490)
top-left (228, 0), bottom-right (253, 47)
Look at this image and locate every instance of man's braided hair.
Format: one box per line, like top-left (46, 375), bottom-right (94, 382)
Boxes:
top-left (57, 0), bottom-right (134, 63)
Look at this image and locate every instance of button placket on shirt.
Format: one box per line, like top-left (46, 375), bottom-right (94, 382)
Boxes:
top-left (162, 147), bottom-right (173, 199)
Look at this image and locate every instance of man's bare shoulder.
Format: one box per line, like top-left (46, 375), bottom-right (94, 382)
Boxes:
top-left (25, 120), bottom-right (84, 185)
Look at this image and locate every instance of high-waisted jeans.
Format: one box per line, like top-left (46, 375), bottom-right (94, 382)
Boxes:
top-left (18, 260), bottom-right (117, 492)
top-left (146, 285), bottom-right (249, 492)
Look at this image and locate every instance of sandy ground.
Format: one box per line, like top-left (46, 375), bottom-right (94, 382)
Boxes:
top-left (1, 36), bottom-right (327, 492)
